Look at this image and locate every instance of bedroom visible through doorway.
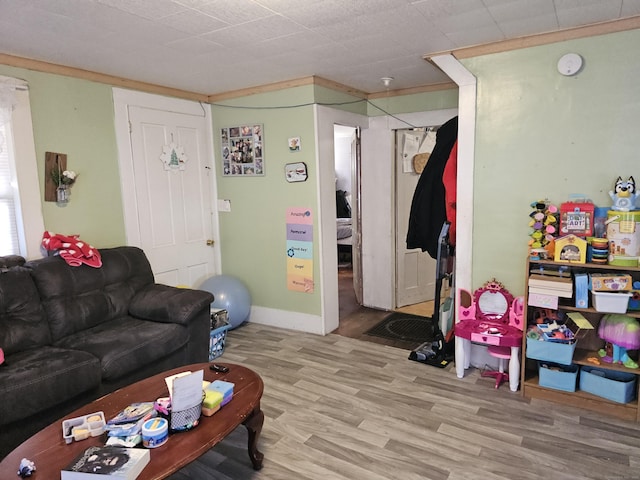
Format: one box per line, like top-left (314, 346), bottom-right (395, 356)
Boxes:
top-left (333, 124), bottom-right (362, 307)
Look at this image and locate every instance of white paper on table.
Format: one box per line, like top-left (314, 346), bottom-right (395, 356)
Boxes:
top-left (166, 370), bottom-right (204, 411)
top-left (164, 371), bottom-right (191, 395)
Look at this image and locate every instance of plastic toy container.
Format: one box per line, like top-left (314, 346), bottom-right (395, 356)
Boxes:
top-left (209, 309), bottom-right (230, 361)
top-left (559, 199), bottom-right (594, 237)
top-left (62, 412), bottom-right (106, 444)
top-left (591, 291), bottom-right (632, 313)
top-left (141, 417), bottom-right (168, 448)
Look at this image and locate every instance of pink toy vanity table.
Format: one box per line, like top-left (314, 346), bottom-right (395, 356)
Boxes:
top-left (455, 279), bottom-right (525, 392)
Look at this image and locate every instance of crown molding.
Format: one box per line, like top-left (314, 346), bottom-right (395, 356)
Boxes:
top-left (368, 82), bottom-right (457, 99)
top-left (0, 53), bottom-right (208, 102)
top-left (208, 75), bottom-right (369, 102)
top-left (425, 15), bottom-right (640, 61)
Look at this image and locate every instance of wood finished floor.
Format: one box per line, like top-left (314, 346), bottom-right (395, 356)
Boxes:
top-left (170, 322), bottom-right (640, 480)
top-left (333, 266), bottom-right (436, 351)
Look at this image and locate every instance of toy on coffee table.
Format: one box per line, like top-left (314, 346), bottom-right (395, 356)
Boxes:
top-left (597, 314), bottom-right (640, 369)
top-left (528, 199), bottom-right (558, 259)
top-left (609, 176), bottom-right (640, 212)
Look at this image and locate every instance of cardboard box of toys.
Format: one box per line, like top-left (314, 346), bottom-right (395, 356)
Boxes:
top-left (590, 274), bottom-right (633, 292)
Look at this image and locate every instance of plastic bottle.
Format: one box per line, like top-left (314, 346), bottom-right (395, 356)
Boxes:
top-left (593, 206), bottom-right (609, 238)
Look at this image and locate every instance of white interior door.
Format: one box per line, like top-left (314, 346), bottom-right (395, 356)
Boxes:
top-left (395, 128), bottom-right (436, 307)
top-left (351, 128), bottom-right (363, 305)
top-left (125, 104), bottom-right (217, 287)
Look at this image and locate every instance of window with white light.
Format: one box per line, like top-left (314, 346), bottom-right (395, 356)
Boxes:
top-left (0, 76), bottom-right (44, 259)
top-left (0, 120), bottom-right (21, 255)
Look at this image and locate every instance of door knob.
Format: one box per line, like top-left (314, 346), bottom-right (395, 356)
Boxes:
top-left (206, 239), bottom-right (215, 246)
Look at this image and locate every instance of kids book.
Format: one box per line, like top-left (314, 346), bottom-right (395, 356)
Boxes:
top-left (61, 446), bottom-right (150, 479)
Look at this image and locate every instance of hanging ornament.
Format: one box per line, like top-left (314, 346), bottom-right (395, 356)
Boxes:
top-left (160, 142), bottom-right (187, 171)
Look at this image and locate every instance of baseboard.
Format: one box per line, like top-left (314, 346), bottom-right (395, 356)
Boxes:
top-left (246, 305), bottom-right (324, 335)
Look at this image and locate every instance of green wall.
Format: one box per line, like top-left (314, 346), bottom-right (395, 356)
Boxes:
top-left (367, 88), bottom-right (458, 116)
top-left (0, 65), bottom-right (126, 247)
top-left (462, 28), bottom-right (640, 295)
top-left (0, 61), bottom-right (457, 321)
top-left (8, 25), bottom-right (638, 317)
top-left (211, 85), bottom-right (320, 314)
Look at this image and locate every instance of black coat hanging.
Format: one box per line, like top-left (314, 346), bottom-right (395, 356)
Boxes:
top-left (406, 116), bottom-right (458, 258)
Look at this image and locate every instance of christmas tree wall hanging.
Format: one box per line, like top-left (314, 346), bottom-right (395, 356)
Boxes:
top-left (160, 141), bottom-right (187, 171)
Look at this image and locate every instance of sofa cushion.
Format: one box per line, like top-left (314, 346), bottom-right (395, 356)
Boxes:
top-left (27, 247), bottom-right (154, 342)
top-left (0, 346), bottom-right (101, 425)
top-left (0, 255), bottom-right (26, 270)
top-left (54, 316), bottom-right (189, 381)
top-left (0, 268), bottom-right (52, 355)
top-left (130, 284), bottom-right (214, 325)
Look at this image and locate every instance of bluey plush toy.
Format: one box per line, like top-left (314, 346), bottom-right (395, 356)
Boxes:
top-left (609, 176), bottom-right (640, 211)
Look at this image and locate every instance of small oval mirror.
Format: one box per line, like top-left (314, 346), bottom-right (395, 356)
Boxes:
top-left (477, 291), bottom-right (508, 321)
top-left (473, 279), bottom-right (514, 323)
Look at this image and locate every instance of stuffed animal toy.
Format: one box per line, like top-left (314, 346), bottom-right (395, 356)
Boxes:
top-left (528, 199), bottom-right (558, 258)
top-left (609, 176), bottom-right (640, 211)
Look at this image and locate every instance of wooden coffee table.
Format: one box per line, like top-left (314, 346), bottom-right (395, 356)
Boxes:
top-left (0, 363), bottom-right (264, 479)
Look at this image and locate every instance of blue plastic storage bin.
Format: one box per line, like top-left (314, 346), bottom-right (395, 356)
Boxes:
top-left (209, 309), bottom-right (230, 361)
top-left (538, 362), bottom-right (579, 392)
top-left (579, 366), bottom-right (637, 404)
top-left (526, 337), bottom-right (576, 365)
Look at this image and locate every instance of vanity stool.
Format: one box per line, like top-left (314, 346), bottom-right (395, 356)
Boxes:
top-left (454, 279), bottom-right (525, 392)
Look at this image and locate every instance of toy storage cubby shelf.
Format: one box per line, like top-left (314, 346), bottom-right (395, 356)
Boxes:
top-left (521, 258), bottom-right (640, 422)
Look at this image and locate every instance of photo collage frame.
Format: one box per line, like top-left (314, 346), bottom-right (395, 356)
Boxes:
top-left (221, 124), bottom-right (264, 176)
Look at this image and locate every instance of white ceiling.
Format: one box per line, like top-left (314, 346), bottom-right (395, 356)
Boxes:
top-left (1, 0), bottom-right (640, 96)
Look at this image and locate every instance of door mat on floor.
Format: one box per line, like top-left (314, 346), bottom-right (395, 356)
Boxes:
top-left (364, 312), bottom-right (435, 343)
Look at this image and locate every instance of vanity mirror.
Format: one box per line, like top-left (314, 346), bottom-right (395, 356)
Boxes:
top-left (455, 279), bottom-right (525, 391)
top-left (473, 279), bottom-right (514, 324)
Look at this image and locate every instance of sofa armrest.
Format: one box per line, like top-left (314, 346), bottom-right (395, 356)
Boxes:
top-left (129, 284), bottom-right (214, 326)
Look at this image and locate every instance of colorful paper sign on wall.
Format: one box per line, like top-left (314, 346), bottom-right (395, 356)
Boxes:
top-left (286, 240), bottom-right (312, 259)
top-left (287, 224), bottom-right (312, 242)
top-left (286, 208), bottom-right (313, 293)
top-left (286, 207), bottom-right (312, 224)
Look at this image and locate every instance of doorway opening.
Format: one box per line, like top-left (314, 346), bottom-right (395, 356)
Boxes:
top-left (333, 124), bottom-right (360, 320)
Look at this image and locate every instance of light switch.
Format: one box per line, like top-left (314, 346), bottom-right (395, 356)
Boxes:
top-left (217, 199), bottom-right (231, 212)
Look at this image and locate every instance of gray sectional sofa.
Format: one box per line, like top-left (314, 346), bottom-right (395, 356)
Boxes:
top-left (0, 246), bottom-right (214, 459)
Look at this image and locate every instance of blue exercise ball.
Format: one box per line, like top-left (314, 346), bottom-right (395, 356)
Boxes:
top-left (199, 275), bottom-right (251, 329)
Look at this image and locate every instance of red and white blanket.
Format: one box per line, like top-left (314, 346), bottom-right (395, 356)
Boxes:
top-left (41, 231), bottom-right (102, 268)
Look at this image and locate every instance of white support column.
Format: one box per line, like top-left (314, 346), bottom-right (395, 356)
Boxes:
top-left (428, 54), bottom-right (477, 315)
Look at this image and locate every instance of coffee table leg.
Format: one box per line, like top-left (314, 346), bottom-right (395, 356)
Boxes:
top-left (243, 405), bottom-right (264, 470)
